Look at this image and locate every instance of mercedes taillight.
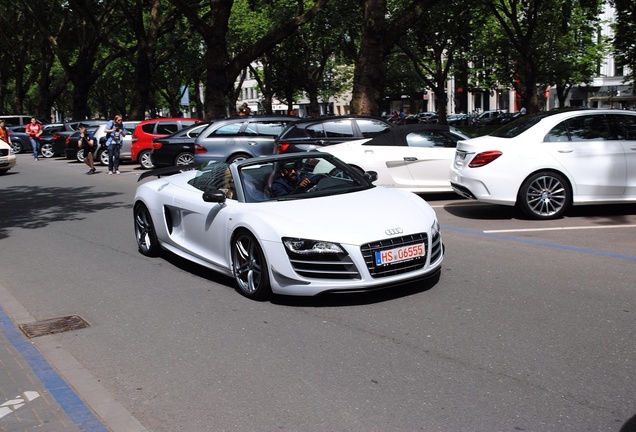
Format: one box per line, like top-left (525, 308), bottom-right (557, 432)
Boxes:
top-left (468, 151), bottom-right (502, 168)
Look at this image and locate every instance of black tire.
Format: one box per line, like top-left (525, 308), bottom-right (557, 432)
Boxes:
top-left (231, 231), bottom-right (271, 300)
top-left (227, 153), bottom-right (251, 164)
top-left (517, 171), bottom-right (571, 220)
top-left (11, 141), bottom-right (23, 154)
top-left (97, 148), bottom-right (109, 166)
top-left (40, 143), bottom-right (55, 158)
top-left (175, 152), bottom-right (195, 166)
top-left (139, 149), bottom-right (154, 169)
top-left (134, 203), bottom-right (161, 257)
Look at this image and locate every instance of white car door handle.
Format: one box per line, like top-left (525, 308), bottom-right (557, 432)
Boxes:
top-left (364, 150), bottom-right (374, 154)
top-left (248, 141), bottom-right (257, 146)
top-left (557, 148), bottom-right (574, 153)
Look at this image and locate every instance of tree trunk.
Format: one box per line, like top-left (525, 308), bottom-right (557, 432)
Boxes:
top-left (350, 0), bottom-right (387, 116)
top-left (129, 50), bottom-right (153, 120)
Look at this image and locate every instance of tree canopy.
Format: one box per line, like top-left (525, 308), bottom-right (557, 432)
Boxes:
top-left (0, 0), bottom-right (624, 121)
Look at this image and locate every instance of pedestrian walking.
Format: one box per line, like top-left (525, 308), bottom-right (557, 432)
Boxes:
top-left (78, 126), bottom-right (97, 174)
top-left (0, 120), bottom-right (9, 143)
top-left (25, 117), bottom-right (42, 160)
top-left (105, 115), bottom-right (125, 175)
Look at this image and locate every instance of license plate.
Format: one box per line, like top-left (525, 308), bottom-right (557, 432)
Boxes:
top-left (375, 243), bottom-right (425, 266)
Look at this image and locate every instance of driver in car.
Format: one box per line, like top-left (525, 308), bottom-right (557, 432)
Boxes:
top-left (271, 162), bottom-right (313, 197)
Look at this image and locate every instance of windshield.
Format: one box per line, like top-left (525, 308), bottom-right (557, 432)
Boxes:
top-left (188, 154), bottom-right (374, 203)
top-left (240, 154), bottom-right (374, 202)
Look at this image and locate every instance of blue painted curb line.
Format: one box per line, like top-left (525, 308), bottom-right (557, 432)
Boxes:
top-left (0, 306), bottom-right (108, 432)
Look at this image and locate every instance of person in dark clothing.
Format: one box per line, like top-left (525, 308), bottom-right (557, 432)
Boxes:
top-left (271, 162), bottom-right (313, 197)
top-left (78, 126), bottom-right (97, 174)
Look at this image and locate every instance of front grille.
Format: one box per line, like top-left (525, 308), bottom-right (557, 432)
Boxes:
top-left (429, 230), bottom-right (442, 263)
top-left (361, 233), bottom-right (427, 278)
top-left (287, 252), bottom-right (360, 280)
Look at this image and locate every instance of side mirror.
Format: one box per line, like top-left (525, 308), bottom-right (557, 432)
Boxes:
top-left (364, 171), bottom-right (378, 182)
top-left (202, 188), bottom-right (226, 203)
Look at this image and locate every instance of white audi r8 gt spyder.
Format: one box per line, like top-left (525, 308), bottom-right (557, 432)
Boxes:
top-left (450, 109), bottom-right (636, 219)
top-left (134, 152), bottom-right (444, 300)
top-left (322, 124), bottom-right (469, 193)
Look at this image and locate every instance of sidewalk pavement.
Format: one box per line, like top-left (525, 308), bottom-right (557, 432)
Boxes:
top-left (0, 282), bottom-right (148, 432)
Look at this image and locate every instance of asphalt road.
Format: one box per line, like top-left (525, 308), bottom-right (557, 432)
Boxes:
top-left (1, 154), bottom-right (635, 432)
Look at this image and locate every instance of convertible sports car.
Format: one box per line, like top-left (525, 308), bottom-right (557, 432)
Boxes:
top-left (134, 152), bottom-right (444, 300)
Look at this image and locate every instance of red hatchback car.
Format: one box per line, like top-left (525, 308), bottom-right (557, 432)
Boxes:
top-left (131, 117), bottom-right (202, 168)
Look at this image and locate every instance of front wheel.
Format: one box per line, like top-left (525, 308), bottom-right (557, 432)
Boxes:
top-left (517, 171), bottom-right (571, 220)
top-left (231, 231), bottom-right (271, 300)
top-left (139, 149), bottom-right (154, 169)
top-left (40, 143), bottom-right (55, 158)
top-left (76, 148), bottom-right (85, 162)
top-left (134, 203), bottom-right (161, 257)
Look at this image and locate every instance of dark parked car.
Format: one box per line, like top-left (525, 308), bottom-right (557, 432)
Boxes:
top-left (7, 123), bottom-right (65, 156)
top-left (474, 110), bottom-right (505, 126)
top-left (7, 125), bottom-right (33, 154)
top-left (274, 115), bottom-right (392, 154)
top-left (194, 116), bottom-right (298, 165)
top-left (150, 122), bottom-right (210, 167)
top-left (52, 120), bottom-right (108, 157)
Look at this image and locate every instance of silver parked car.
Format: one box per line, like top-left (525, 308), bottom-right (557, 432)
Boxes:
top-left (193, 116), bottom-right (298, 165)
top-left (87, 121), bottom-right (140, 165)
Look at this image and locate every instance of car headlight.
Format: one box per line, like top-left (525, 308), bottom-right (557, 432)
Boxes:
top-left (431, 220), bottom-right (441, 237)
top-left (283, 238), bottom-right (345, 255)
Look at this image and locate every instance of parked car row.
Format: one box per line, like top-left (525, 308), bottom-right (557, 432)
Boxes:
top-left (152, 115), bottom-right (392, 170)
top-left (13, 109), bottom-right (632, 222)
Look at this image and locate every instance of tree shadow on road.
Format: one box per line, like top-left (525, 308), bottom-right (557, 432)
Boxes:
top-left (0, 185), bottom-right (129, 240)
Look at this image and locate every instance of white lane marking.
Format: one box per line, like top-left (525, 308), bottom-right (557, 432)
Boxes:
top-left (0, 391), bottom-right (40, 419)
top-left (484, 225), bottom-right (636, 234)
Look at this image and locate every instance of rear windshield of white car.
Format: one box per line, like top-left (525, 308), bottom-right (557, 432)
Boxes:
top-left (489, 109), bottom-right (589, 138)
top-left (489, 113), bottom-right (549, 138)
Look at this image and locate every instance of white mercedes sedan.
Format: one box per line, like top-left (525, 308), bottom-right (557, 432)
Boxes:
top-left (450, 109), bottom-right (636, 219)
top-left (134, 152), bottom-right (444, 300)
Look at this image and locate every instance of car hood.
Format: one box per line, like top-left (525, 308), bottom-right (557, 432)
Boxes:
top-left (239, 187), bottom-right (438, 245)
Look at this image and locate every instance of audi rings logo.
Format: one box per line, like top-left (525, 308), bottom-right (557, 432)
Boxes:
top-left (385, 228), bottom-right (403, 236)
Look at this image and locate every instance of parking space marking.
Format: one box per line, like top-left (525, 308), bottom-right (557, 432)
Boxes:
top-left (484, 224), bottom-right (636, 234)
top-left (443, 225), bottom-right (636, 262)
